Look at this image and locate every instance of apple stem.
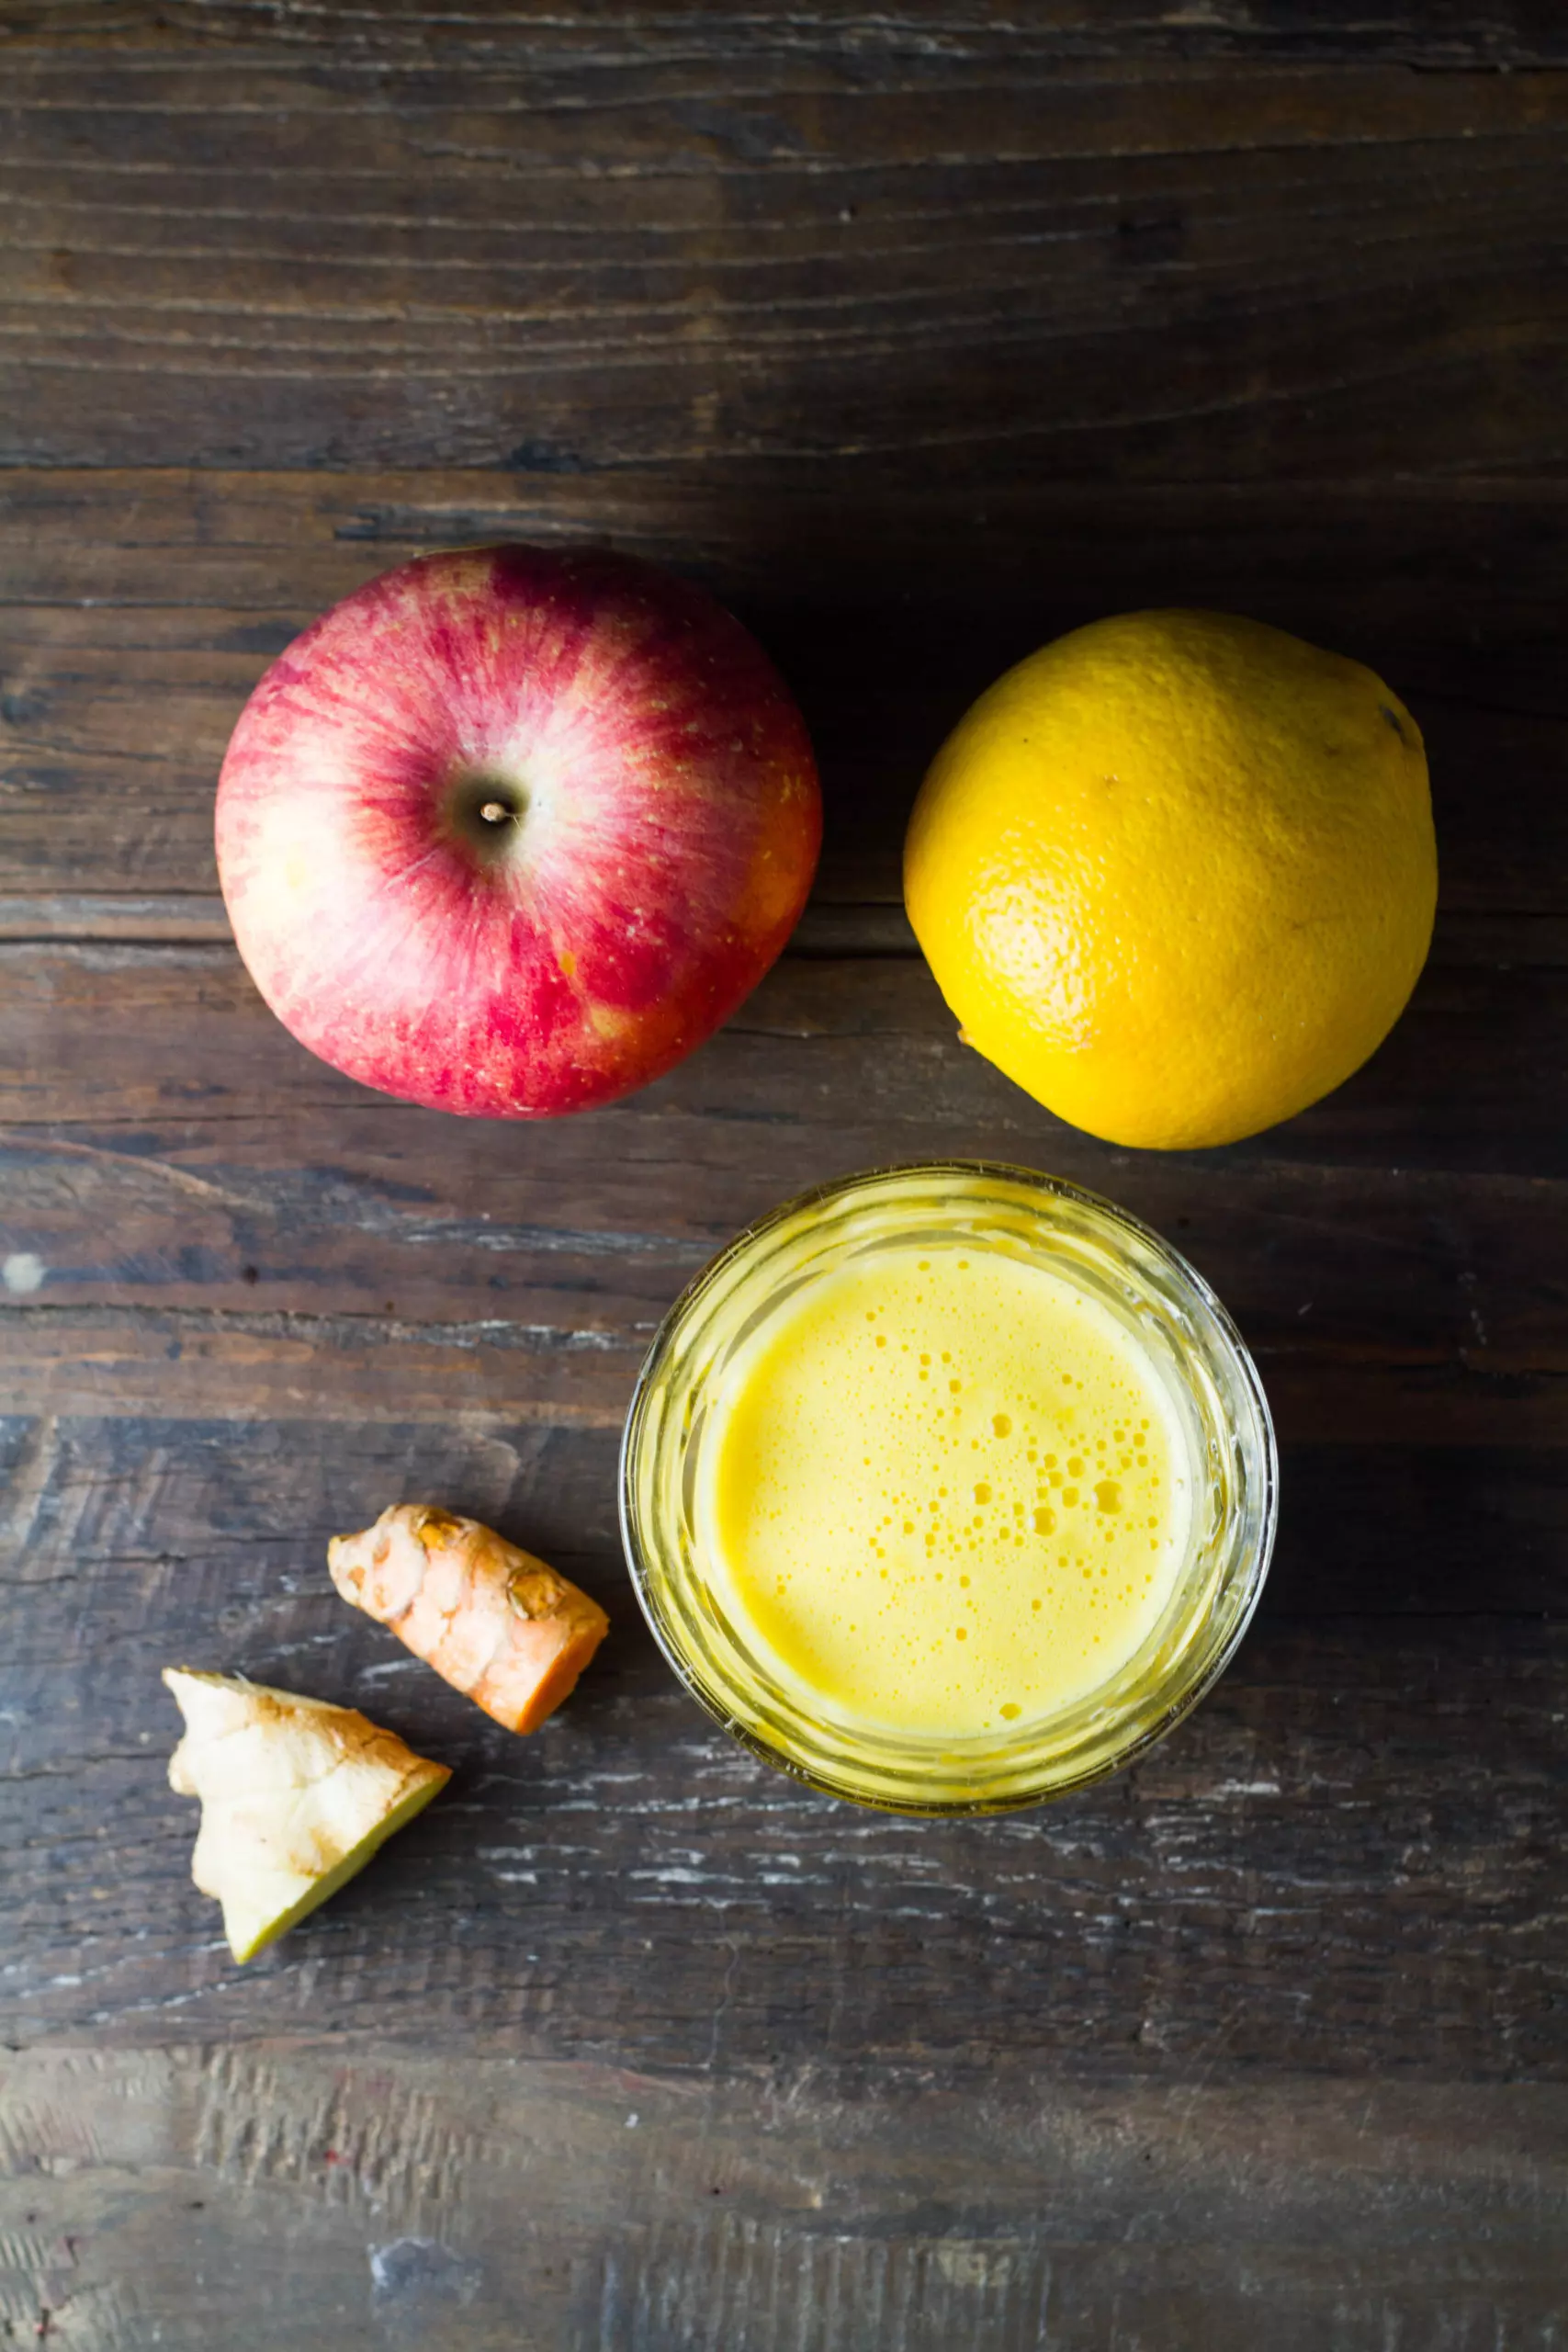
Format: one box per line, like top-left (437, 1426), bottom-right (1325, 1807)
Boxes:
top-left (479, 800), bottom-right (512, 825)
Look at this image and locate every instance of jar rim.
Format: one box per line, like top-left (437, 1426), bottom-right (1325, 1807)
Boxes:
top-left (619, 1159), bottom-right (1278, 1814)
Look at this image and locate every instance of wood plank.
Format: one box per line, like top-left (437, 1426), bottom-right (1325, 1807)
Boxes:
top-left (2, 2049), bottom-right (1564, 2352)
top-left (3, 15), bottom-right (1566, 2323)
top-left (2, 936), bottom-right (1568, 1396)
top-left (9, 0), bottom-right (1568, 62)
top-left (0, 1414), bottom-right (1562, 2061)
top-left (0, 28), bottom-right (1564, 473)
top-left (4, 469), bottom-right (1566, 924)
top-left (5, 1411), bottom-right (1562, 1634)
top-left (9, 1320), bottom-right (1568, 1447)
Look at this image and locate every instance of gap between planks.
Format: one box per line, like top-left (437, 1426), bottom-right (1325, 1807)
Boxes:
top-left (0, 895), bottom-right (920, 955)
top-left (0, 900), bottom-right (1565, 972)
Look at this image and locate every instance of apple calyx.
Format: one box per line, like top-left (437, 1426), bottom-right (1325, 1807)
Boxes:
top-left (445, 769), bottom-right (531, 865)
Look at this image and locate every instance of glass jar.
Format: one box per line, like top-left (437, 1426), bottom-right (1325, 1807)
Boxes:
top-left (620, 1160), bottom-right (1276, 1814)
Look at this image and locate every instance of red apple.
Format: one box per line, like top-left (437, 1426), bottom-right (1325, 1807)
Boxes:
top-left (215, 544), bottom-right (821, 1116)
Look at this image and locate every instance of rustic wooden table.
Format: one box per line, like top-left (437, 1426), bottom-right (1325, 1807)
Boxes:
top-left (2, 5), bottom-right (1566, 2345)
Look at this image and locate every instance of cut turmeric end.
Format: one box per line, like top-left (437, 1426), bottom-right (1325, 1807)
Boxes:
top-left (327, 1504), bottom-right (609, 1736)
top-left (501, 1631), bottom-right (600, 1736)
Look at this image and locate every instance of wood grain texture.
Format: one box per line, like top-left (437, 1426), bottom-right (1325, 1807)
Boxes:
top-left (3, 2050), bottom-right (1563, 2351)
top-left (6, 2049), bottom-right (1568, 2351)
top-left (2, 1409), bottom-right (1564, 2076)
top-left (4, 469), bottom-right (1567, 924)
top-left (6, 939), bottom-right (1568, 1417)
top-left (3, 6), bottom-right (1568, 2342)
top-left (2, 8), bottom-right (1567, 477)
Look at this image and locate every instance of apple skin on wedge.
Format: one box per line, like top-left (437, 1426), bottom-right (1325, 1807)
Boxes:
top-left (163, 1668), bottom-right (450, 1964)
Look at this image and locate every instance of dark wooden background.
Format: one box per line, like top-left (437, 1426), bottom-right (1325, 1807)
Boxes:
top-left (2, 4), bottom-right (1566, 2345)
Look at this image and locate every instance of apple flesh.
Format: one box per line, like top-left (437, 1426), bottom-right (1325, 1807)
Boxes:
top-left (215, 544), bottom-right (821, 1116)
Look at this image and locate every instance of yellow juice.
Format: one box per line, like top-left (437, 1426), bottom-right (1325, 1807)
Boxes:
top-left (695, 1241), bottom-right (1192, 1738)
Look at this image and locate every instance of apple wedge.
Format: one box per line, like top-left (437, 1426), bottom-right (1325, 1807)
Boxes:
top-left (163, 1668), bottom-right (450, 1964)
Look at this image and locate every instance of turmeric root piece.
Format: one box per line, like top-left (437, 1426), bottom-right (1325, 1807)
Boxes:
top-left (163, 1668), bottom-right (450, 1963)
top-left (328, 1505), bottom-right (610, 1735)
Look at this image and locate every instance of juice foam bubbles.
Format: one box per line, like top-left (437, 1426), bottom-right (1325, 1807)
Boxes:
top-left (696, 1242), bottom-right (1193, 1737)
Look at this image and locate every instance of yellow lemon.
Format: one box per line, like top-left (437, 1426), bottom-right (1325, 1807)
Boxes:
top-left (904, 609), bottom-right (1437, 1150)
